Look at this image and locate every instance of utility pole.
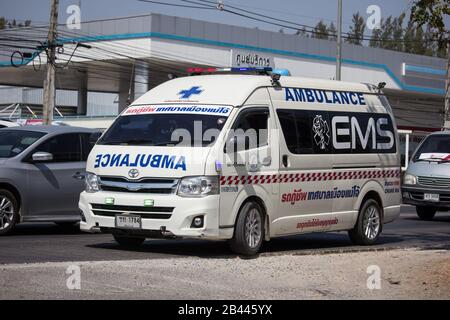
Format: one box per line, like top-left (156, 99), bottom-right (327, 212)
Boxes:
top-left (336, 0), bottom-right (342, 81)
top-left (445, 37), bottom-right (449, 129)
top-left (43, 0), bottom-right (59, 125)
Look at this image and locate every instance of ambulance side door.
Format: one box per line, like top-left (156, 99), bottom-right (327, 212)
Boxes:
top-left (274, 109), bottom-right (334, 235)
top-left (219, 106), bottom-right (279, 230)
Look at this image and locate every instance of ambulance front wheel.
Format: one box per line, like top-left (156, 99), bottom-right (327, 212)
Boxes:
top-left (113, 234), bottom-right (145, 247)
top-left (229, 201), bottom-right (264, 256)
top-left (348, 198), bottom-right (382, 245)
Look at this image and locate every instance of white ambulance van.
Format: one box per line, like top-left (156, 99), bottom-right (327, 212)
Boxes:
top-left (80, 69), bottom-right (401, 255)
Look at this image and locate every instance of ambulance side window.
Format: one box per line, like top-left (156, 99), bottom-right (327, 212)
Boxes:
top-left (231, 108), bottom-right (269, 151)
top-left (277, 110), bottom-right (313, 154)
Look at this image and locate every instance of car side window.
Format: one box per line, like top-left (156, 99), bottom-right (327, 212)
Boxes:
top-left (81, 132), bottom-right (100, 161)
top-left (231, 108), bottom-right (269, 150)
top-left (34, 133), bottom-right (82, 162)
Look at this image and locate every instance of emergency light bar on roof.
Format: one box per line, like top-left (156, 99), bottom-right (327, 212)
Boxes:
top-left (187, 67), bottom-right (273, 75)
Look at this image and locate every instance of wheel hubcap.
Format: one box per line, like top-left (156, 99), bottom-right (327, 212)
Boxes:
top-left (0, 196), bottom-right (14, 230)
top-left (244, 208), bottom-right (262, 248)
top-left (363, 205), bottom-right (380, 240)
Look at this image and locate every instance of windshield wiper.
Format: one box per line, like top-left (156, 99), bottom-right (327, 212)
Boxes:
top-left (100, 139), bottom-right (209, 146)
top-left (101, 138), bottom-right (154, 145)
top-left (153, 141), bottom-right (213, 147)
top-left (151, 141), bottom-right (182, 146)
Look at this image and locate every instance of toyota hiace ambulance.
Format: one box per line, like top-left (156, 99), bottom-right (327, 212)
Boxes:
top-left (80, 68), bottom-right (401, 255)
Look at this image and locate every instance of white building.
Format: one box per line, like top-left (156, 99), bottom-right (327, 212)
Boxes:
top-left (0, 13), bottom-right (447, 168)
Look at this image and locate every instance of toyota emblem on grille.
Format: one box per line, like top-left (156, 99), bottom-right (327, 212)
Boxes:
top-left (128, 169), bottom-right (139, 179)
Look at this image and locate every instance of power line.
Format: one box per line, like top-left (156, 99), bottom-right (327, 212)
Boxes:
top-left (2, 3), bottom-right (445, 51)
top-left (1, 27), bottom-right (205, 74)
top-left (208, 0), bottom-right (355, 27)
top-left (137, 0), bottom-right (215, 9)
top-left (181, 0), bottom-right (446, 44)
top-left (0, 5), bottom-right (446, 104)
top-left (1, 21), bottom-right (445, 81)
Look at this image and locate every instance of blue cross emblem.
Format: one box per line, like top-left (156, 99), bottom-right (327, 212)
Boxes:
top-left (178, 86), bottom-right (203, 99)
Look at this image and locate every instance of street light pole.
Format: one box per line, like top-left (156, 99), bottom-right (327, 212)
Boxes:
top-left (336, 0), bottom-right (342, 81)
top-left (445, 37), bottom-right (449, 129)
top-left (43, 0), bottom-right (59, 125)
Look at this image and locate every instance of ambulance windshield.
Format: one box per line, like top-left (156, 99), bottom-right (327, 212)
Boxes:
top-left (98, 113), bottom-right (229, 147)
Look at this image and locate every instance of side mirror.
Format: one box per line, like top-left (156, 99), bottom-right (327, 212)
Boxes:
top-left (224, 136), bottom-right (235, 153)
top-left (224, 135), bottom-right (251, 153)
top-left (32, 151), bottom-right (53, 162)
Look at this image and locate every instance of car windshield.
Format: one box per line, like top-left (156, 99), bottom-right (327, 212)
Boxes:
top-left (413, 135), bottom-right (450, 162)
top-left (98, 113), bottom-right (229, 147)
top-left (0, 130), bottom-right (45, 158)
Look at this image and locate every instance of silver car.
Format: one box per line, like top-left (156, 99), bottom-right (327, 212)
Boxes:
top-left (402, 131), bottom-right (450, 220)
top-left (0, 125), bottom-right (100, 235)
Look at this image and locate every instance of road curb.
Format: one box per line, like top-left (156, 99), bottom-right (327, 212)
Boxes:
top-left (259, 243), bottom-right (450, 258)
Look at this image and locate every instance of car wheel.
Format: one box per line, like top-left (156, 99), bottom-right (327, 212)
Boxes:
top-left (0, 189), bottom-right (19, 236)
top-left (349, 199), bottom-right (382, 245)
top-left (229, 201), bottom-right (264, 256)
top-left (113, 234), bottom-right (145, 247)
top-left (416, 206), bottom-right (436, 221)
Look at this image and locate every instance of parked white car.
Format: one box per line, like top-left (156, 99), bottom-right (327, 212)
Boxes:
top-left (0, 119), bottom-right (20, 128)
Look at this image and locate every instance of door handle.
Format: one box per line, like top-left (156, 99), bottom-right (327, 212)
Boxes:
top-left (72, 172), bottom-right (85, 180)
top-left (282, 155), bottom-right (289, 167)
top-left (261, 156), bottom-right (272, 166)
top-left (248, 156), bottom-right (272, 172)
top-left (248, 163), bottom-right (259, 172)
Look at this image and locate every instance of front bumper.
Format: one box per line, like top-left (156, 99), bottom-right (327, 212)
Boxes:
top-left (79, 191), bottom-right (228, 240)
top-left (402, 185), bottom-right (450, 209)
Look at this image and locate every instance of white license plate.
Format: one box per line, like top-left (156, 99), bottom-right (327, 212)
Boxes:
top-left (115, 215), bottom-right (142, 229)
top-left (424, 193), bottom-right (440, 202)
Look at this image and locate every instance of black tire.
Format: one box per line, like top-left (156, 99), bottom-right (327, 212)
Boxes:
top-left (416, 206), bottom-right (436, 221)
top-left (113, 234), bottom-right (145, 247)
top-left (55, 222), bottom-right (79, 228)
top-left (229, 201), bottom-right (264, 256)
top-left (348, 199), bottom-right (382, 245)
top-left (0, 189), bottom-right (19, 236)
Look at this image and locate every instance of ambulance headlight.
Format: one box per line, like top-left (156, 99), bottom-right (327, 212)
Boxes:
top-left (177, 176), bottom-right (219, 197)
top-left (403, 173), bottom-right (417, 185)
top-left (85, 172), bottom-right (100, 193)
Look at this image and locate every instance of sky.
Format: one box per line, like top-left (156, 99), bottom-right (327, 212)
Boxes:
top-left (3, 0), bottom-right (448, 35)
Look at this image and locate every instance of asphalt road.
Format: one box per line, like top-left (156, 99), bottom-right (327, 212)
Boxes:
top-left (0, 206), bottom-right (449, 265)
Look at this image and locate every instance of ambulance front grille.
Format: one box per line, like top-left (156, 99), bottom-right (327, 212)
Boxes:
top-left (98, 176), bottom-right (179, 194)
top-left (90, 203), bottom-right (173, 219)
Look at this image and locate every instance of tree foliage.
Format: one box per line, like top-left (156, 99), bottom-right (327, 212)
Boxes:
top-left (0, 17), bottom-right (31, 30)
top-left (328, 22), bottom-right (337, 40)
top-left (290, 6), bottom-right (447, 59)
top-left (346, 12), bottom-right (365, 45)
top-left (312, 21), bottom-right (329, 40)
top-left (367, 9), bottom-right (447, 58)
top-left (410, 0), bottom-right (449, 51)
